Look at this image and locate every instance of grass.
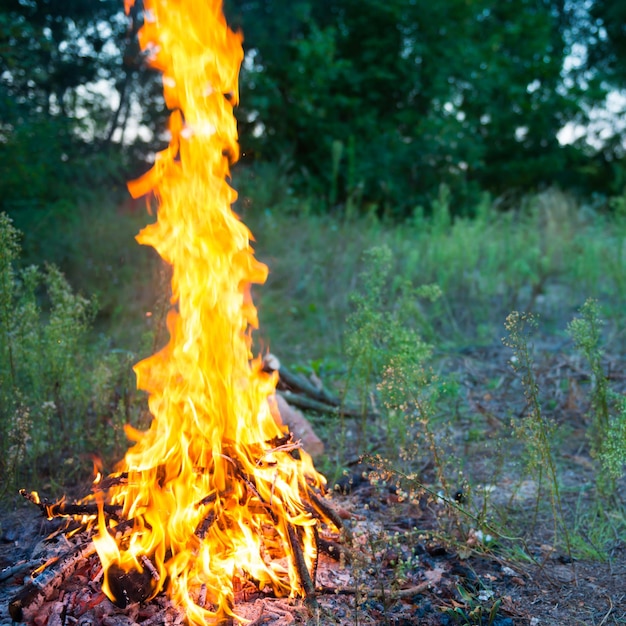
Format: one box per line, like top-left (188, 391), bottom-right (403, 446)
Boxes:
top-left (1, 173), bottom-right (626, 622)
top-left (238, 183), bottom-right (626, 364)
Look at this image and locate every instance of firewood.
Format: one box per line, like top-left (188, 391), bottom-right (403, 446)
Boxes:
top-left (306, 488), bottom-right (348, 538)
top-left (286, 524), bottom-right (317, 609)
top-left (105, 562), bottom-right (157, 608)
top-left (97, 473), bottom-right (129, 490)
top-left (9, 431), bottom-right (345, 624)
top-left (273, 362), bottom-right (341, 408)
top-left (9, 541), bottom-right (96, 622)
top-left (277, 390), bottom-right (375, 419)
top-left (317, 537), bottom-right (350, 563)
top-left (194, 509), bottom-right (217, 539)
top-left (8, 516), bottom-right (139, 621)
top-left (0, 559), bottom-right (46, 583)
top-left (19, 489), bottom-right (123, 520)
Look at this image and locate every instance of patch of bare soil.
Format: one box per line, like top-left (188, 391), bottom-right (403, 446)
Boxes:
top-left (1, 342), bottom-right (625, 625)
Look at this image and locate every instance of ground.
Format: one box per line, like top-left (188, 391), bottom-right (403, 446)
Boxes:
top-left (1, 339), bottom-right (625, 625)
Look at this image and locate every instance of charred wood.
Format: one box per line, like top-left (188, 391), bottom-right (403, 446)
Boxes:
top-left (306, 488), bottom-right (348, 537)
top-left (20, 489), bottom-right (123, 520)
top-left (106, 562), bottom-right (157, 608)
top-left (286, 524), bottom-right (317, 609)
top-left (0, 559), bottom-right (45, 583)
top-left (194, 510), bottom-right (217, 540)
top-left (317, 537), bottom-right (350, 563)
top-left (9, 541), bottom-right (96, 622)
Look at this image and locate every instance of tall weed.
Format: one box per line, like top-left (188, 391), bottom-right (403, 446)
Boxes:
top-left (343, 245), bottom-right (438, 450)
top-left (568, 299), bottom-right (626, 493)
top-left (503, 312), bottom-right (570, 553)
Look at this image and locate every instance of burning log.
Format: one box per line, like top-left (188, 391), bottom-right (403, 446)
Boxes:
top-left (19, 489), bottom-right (123, 520)
top-left (307, 488), bottom-right (349, 539)
top-left (286, 525), bottom-right (317, 608)
top-left (7, 517), bottom-right (140, 622)
top-left (9, 436), bottom-right (344, 622)
top-left (105, 562), bottom-right (158, 608)
top-left (0, 559), bottom-right (46, 584)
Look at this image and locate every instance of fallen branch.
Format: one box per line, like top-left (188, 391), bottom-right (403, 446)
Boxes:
top-left (278, 390), bottom-right (375, 419)
top-left (318, 581), bottom-right (430, 599)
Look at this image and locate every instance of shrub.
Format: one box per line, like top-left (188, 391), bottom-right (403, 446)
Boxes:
top-left (0, 213), bottom-right (143, 496)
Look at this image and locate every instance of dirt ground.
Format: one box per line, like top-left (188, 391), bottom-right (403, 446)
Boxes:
top-left (1, 339), bottom-right (625, 625)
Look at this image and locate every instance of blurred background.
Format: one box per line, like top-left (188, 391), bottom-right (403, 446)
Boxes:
top-left (1, 0), bottom-right (626, 490)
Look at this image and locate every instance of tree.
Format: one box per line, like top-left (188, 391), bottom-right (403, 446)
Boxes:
top-left (586, 0), bottom-right (626, 166)
top-left (226, 0), bottom-right (589, 214)
top-left (0, 0), bottom-right (167, 215)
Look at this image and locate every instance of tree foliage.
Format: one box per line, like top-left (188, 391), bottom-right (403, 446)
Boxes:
top-left (0, 0), bottom-right (625, 219)
top-left (226, 0), bottom-right (600, 214)
top-left (0, 0), bottom-right (165, 206)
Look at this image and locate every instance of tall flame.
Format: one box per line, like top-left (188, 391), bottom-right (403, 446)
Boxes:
top-left (94, 1), bottom-right (325, 622)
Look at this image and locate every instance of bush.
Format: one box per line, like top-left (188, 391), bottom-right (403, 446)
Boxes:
top-left (0, 213), bottom-right (144, 496)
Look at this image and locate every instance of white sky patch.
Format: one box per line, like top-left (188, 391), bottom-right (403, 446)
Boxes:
top-left (559, 90), bottom-right (626, 149)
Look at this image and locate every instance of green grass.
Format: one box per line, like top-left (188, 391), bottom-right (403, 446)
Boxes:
top-left (239, 184), bottom-right (626, 363)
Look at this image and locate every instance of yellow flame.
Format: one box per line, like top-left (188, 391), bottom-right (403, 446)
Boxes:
top-left (93, 1), bottom-right (325, 622)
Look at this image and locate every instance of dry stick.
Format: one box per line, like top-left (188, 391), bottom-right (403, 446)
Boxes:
top-left (97, 472), bottom-right (129, 490)
top-left (278, 390), bottom-right (374, 419)
top-left (228, 457), bottom-right (279, 525)
top-left (311, 525), bottom-right (319, 587)
top-left (276, 365), bottom-right (341, 408)
top-left (19, 489), bottom-right (123, 520)
top-left (306, 488), bottom-right (349, 538)
top-left (317, 537), bottom-right (350, 563)
top-left (286, 524), bottom-right (318, 609)
top-left (140, 555), bottom-right (160, 581)
top-left (318, 581), bottom-right (430, 600)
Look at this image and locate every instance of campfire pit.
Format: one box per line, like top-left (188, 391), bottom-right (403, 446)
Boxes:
top-left (6, 461), bottom-right (346, 624)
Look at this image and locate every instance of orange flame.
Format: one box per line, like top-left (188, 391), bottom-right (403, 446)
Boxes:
top-left (93, 1), bottom-right (325, 623)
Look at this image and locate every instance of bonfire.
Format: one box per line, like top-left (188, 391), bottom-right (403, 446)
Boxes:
top-left (9, 1), bottom-right (342, 624)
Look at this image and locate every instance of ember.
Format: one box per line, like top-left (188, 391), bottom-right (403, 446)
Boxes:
top-left (6, 0), bottom-right (342, 624)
